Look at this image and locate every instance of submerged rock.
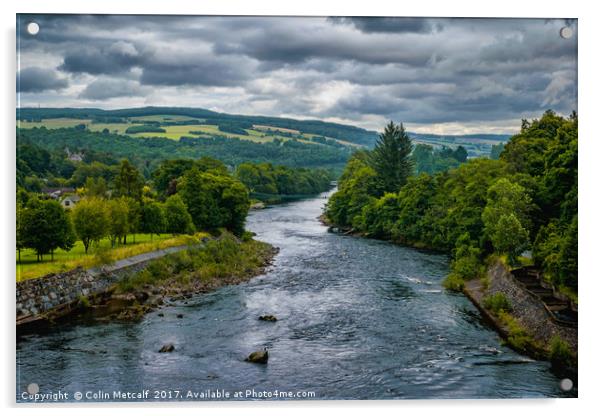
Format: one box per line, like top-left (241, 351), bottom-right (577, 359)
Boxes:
top-left (259, 315), bottom-right (278, 322)
top-left (159, 343), bottom-right (175, 353)
top-left (245, 349), bottom-right (268, 364)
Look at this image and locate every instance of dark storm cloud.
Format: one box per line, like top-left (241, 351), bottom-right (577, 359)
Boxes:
top-left (139, 57), bottom-right (253, 87)
top-left (79, 78), bottom-right (145, 100)
top-left (16, 14), bottom-right (578, 132)
top-left (328, 17), bottom-right (439, 33)
top-left (17, 67), bottom-right (69, 93)
top-left (60, 44), bottom-right (144, 75)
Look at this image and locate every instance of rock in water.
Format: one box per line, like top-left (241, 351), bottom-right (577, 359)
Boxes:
top-left (245, 349), bottom-right (268, 364)
top-left (259, 315), bottom-right (278, 322)
top-left (159, 343), bottom-right (175, 353)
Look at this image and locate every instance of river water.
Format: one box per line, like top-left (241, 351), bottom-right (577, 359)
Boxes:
top-left (16, 191), bottom-right (573, 401)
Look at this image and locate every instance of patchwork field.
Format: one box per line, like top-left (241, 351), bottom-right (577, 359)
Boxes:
top-left (17, 117), bottom-right (359, 147)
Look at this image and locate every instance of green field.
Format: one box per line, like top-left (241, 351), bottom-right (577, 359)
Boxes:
top-left (18, 118), bottom-right (92, 129)
top-left (16, 232), bottom-right (207, 281)
top-left (18, 117), bottom-right (357, 148)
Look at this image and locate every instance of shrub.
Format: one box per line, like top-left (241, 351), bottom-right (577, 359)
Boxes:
top-left (498, 311), bottom-right (535, 352)
top-left (483, 292), bottom-right (512, 314)
top-left (94, 247), bottom-right (115, 265)
top-left (549, 336), bottom-right (575, 367)
top-left (443, 273), bottom-right (465, 291)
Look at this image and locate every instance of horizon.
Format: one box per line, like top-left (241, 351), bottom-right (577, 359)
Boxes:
top-left (17, 15), bottom-right (577, 135)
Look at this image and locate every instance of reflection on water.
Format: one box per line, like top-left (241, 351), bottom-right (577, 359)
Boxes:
top-left (16, 191), bottom-right (574, 400)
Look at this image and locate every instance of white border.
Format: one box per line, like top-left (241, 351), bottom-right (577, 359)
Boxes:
top-left (2, 1), bottom-right (601, 415)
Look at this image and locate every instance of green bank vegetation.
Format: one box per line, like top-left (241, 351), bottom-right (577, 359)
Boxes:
top-left (17, 153), bottom-right (251, 280)
top-left (116, 232), bottom-right (272, 293)
top-left (326, 110), bottom-right (577, 297)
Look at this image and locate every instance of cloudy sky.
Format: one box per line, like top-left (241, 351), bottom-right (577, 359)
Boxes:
top-left (17, 15), bottom-right (577, 134)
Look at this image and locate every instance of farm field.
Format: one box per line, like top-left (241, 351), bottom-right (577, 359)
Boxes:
top-left (16, 232), bottom-right (207, 281)
top-left (18, 118), bottom-right (335, 145)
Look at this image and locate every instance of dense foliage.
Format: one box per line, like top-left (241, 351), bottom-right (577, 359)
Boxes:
top-left (235, 162), bottom-right (333, 196)
top-left (412, 144), bottom-right (467, 174)
top-left (326, 111), bottom-right (577, 291)
top-left (17, 127), bottom-right (351, 174)
top-left (124, 125), bottom-right (166, 134)
top-left (16, 153), bottom-right (252, 261)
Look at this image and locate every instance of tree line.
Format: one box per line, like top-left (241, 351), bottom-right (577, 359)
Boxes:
top-left (326, 111), bottom-right (577, 292)
top-left (17, 157), bottom-right (250, 261)
top-left (17, 127), bottom-right (351, 178)
top-left (235, 162), bottom-right (333, 196)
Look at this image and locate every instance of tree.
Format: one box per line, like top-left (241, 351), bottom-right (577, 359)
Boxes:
top-left (452, 146), bottom-right (468, 163)
top-left (178, 167), bottom-right (220, 231)
top-left (114, 159), bottom-right (144, 200)
top-left (84, 176), bottom-right (108, 197)
top-left (72, 198), bottom-right (109, 253)
top-left (123, 197), bottom-right (141, 244)
top-left (482, 178), bottom-right (534, 238)
top-left (16, 201), bottom-right (25, 263)
top-left (490, 213), bottom-right (529, 265)
top-left (163, 194), bottom-right (195, 235)
top-left (20, 199), bottom-right (75, 261)
top-left (106, 198), bottom-right (130, 247)
top-left (368, 121), bottom-right (414, 194)
top-left (140, 202), bottom-right (166, 239)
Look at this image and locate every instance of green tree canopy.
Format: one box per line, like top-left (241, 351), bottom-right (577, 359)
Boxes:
top-left (163, 194), bottom-right (195, 235)
top-left (72, 198), bottom-right (109, 253)
top-left (20, 199), bottom-right (75, 261)
top-left (368, 121), bottom-right (414, 194)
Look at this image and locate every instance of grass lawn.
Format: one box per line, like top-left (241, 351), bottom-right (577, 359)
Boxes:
top-left (16, 232), bottom-right (208, 281)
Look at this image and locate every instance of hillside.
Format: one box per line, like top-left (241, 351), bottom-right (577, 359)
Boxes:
top-left (17, 107), bottom-right (511, 163)
top-left (17, 106), bottom-right (378, 148)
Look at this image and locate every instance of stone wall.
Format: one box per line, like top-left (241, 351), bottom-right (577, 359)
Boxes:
top-left (16, 244), bottom-right (196, 325)
top-left (485, 261), bottom-right (577, 352)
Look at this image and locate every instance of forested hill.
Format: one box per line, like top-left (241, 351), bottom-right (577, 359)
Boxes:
top-left (17, 106), bottom-right (379, 147)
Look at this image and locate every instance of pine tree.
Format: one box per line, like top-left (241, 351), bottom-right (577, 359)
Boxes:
top-left (368, 121), bottom-right (414, 194)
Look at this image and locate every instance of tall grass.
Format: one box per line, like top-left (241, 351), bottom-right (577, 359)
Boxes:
top-left (117, 233), bottom-right (272, 293)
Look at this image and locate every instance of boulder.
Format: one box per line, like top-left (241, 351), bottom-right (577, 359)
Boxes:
top-left (245, 349), bottom-right (268, 364)
top-left (259, 315), bottom-right (278, 322)
top-left (159, 343), bottom-right (175, 353)
top-left (176, 313), bottom-right (184, 318)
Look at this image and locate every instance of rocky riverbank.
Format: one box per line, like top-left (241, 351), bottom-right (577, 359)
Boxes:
top-left (463, 260), bottom-right (577, 377)
top-left (17, 234), bottom-right (278, 330)
top-left (95, 241), bottom-right (278, 322)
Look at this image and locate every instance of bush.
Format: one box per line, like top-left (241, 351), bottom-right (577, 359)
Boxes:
top-left (549, 336), bottom-right (575, 367)
top-left (94, 247), bottom-right (115, 265)
top-left (442, 273), bottom-right (465, 291)
top-left (483, 292), bottom-right (512, 314)
top-left (498, 311), bottom-right (535, 352)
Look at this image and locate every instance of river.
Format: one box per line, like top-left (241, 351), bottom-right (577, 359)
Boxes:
top-left (16, 191), bottom-right (573, 401)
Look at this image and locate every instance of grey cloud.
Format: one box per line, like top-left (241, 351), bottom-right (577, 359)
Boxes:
top-left (17, 67), bottom-right (69, 92)
top-left (79, 78), bottom-right (146, 100)
top-left (60, 42), bottom-right (144, 75)
top-left (328, 17), bottom-right (439, 34)
top-left (16, 15), bottom-right (578, 131)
